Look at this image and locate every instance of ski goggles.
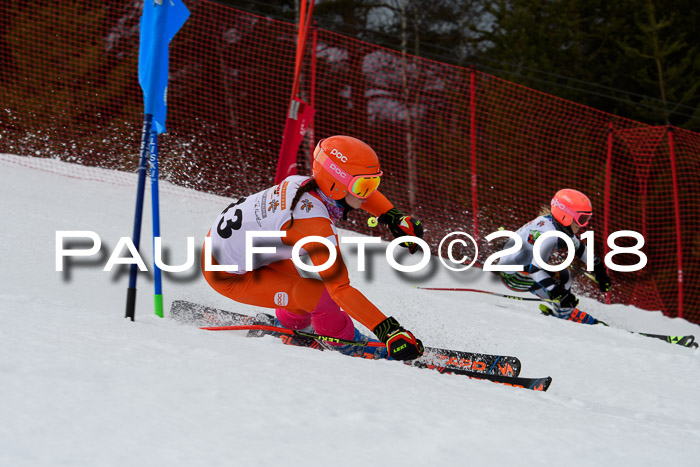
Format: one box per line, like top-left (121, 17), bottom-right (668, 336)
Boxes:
top-left (315, 149), bottom-right (382, 199)
top-left (347, 173), bottom-right (382, 198)
top-left (573, 212), bottom-right (592, 227)
top-left (562, 207), bottom-right (592, 227)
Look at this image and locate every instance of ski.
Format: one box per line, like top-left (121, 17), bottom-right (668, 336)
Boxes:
top-left (538, 304), bottom-right (698, 348)
top-left (170, 299), bottom-right (259, 327)
top-left (170, 300), bottom-right (523, 377)
top-left (638, 333), bottom-right (697, 348)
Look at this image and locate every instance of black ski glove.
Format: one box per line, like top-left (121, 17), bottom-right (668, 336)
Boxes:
top-left (593, 258), bottom-right (611, 293)
top-left (373, 316), bottom-right (424, 361)
top-left (377, 208), bottom-right (424, 254)
top-left (548, 284), bottom-right (579, 309)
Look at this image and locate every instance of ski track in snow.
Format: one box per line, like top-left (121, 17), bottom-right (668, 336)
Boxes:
top-left (1, 154), bottom-right (699, 467)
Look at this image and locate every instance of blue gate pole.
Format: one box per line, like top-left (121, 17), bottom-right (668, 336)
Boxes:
top-left (149, 129), bottom-right (164, 317)
top-left (126, 114), bottom-right (153, 321)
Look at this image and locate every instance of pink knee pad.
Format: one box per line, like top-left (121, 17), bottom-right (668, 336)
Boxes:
top-left (310, 288), bottom-right (355, 343)
top-left (275, 308), bottom-right (311, 330)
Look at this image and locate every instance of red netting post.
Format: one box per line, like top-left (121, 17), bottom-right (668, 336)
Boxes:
top-left (274, 0), bottom-right (316, 183)
top-left (310, 26), bottom-right (317, 109)
top-left (603, 120), bottom-right (613, 304)
top-left (667, 126), bottom-right (684, 318)
top-left (307, 26), bottom-right (318, 170)
top-left (290, 0), bottom-right (310, 101)
top-left (469, 67), bottom-right (479, 248)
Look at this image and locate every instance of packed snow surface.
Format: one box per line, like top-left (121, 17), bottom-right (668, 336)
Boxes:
top-left (1, 154), bottom-right (699, 467)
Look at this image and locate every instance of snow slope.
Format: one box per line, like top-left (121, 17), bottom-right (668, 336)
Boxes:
top-left (1, 154), bottom-right (699, 467)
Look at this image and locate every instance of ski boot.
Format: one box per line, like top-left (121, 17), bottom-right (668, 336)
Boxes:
top-left (539, 304), bottom-right (605, 325)
top-left (332, 328), bottom-right (388, 360)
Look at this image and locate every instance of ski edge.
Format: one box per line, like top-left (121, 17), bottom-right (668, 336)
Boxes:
top-left (411, 362), bottom-right (552, 392)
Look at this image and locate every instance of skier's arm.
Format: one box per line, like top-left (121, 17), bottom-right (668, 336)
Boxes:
top-left (361, 190), bottom-right (393, 217)
top-left (282, 217), bottom-right (425, 359)
top-left (529, 235), bottom-right (559, 291)
top-left (572, 235), bottom-right (588, 261)
top-left (573, 235), bottom-right (611, 292)
top-left (529, 234), bottom-right (579, 309)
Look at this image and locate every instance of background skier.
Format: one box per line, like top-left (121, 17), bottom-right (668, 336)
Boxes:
top-left (497, 189), bottom-right (612, 324)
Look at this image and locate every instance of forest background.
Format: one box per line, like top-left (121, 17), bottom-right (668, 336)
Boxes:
top-left (230, 0), bottom-right (700, 131)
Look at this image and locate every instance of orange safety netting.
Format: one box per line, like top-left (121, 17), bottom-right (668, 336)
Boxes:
top-left (1, 0), bottom-right (698, 321)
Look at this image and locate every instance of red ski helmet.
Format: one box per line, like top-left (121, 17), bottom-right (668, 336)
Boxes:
top-left (312, 135), bottom-right (383, 200)
top-left (551, 189), bottom-right (593, 227)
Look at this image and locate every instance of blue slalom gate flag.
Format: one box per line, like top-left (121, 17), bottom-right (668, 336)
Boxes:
top-left (138, 0), bottom-right (190, 134)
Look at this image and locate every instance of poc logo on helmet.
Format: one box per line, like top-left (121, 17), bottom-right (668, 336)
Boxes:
top-left (330, 148), bottom-right (348, 163)
top-left (329, 163), bottom-right (347, 178)
top-left (552, 199), bottom-right (568, 209)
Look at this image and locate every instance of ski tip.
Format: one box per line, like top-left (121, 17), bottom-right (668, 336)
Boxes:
top-left (530, 376), bottom-right (553, 392)
top-left (671, 335), bottom-right (696, 348)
